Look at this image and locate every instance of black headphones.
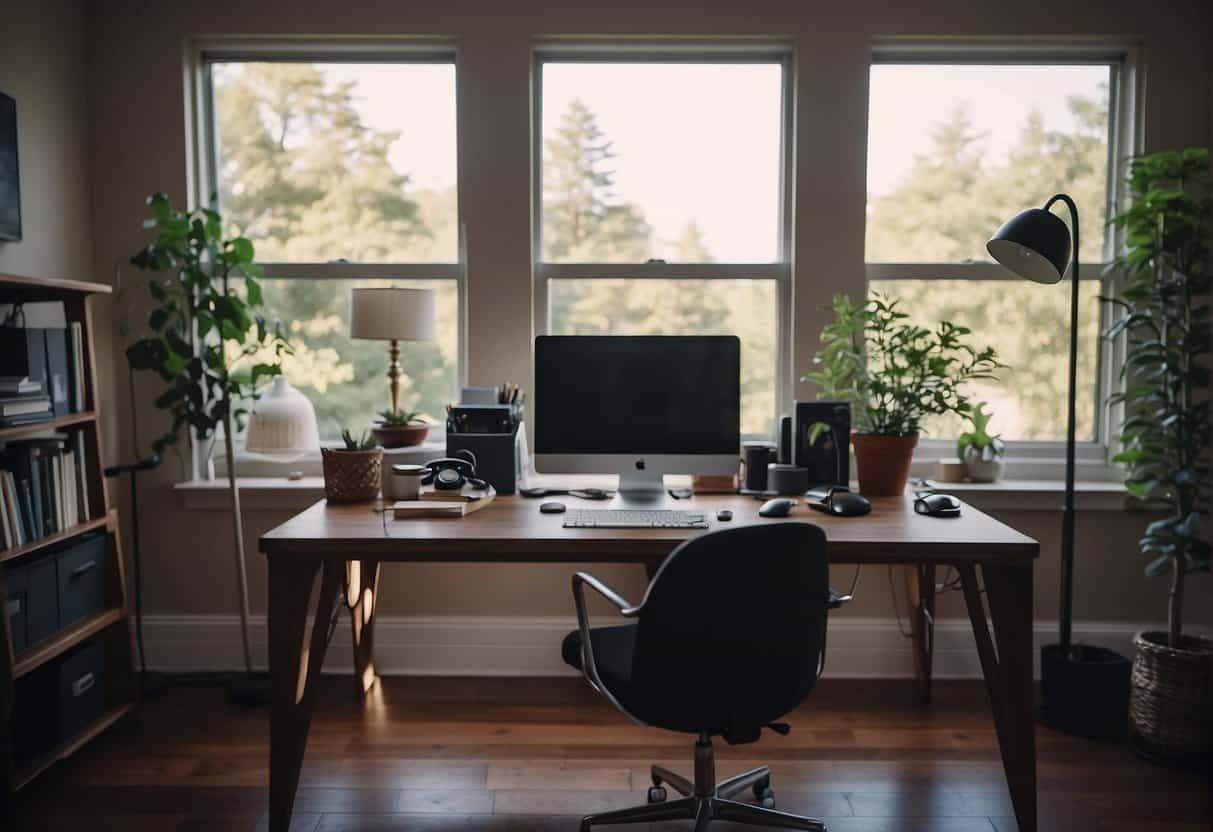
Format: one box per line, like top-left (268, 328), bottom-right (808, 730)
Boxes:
top-left (423, 449), bottom-right (488, 491)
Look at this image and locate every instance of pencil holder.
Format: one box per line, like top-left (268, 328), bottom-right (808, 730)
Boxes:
top-left (321, 447), bottom-right (383, 503)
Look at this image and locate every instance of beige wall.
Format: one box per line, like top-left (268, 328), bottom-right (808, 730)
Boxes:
top-left (7, 1), bottom-right (1209, 655)
top-left (0, 1), bottom-right (93, 281)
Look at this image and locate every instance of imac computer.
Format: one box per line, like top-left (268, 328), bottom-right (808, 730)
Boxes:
top-left (534, 335), bottom-right (740, 506)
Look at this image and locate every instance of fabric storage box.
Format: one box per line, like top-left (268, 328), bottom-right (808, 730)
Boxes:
top-left (11, 639), bottom-right (106, 761)
top-left (5, 552), bottom-right (59, 650)
top-left (56, 532), bottom-right (107, 628)
top-left (57, 639), bottom-right (105, 742)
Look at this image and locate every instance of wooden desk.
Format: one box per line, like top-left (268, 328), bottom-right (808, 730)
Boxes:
top-left (261, 494), bottom-right (1040, 832)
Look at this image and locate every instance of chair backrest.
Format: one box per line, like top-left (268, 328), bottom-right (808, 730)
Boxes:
top-left (632, 521), bottom-right (831, 742)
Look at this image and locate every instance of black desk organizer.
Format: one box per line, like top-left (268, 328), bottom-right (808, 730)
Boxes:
top-left (447, 422), bottom-right (520, 495)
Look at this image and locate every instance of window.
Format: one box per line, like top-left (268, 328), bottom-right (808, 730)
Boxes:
top-left (535, 49), bottom-right (791, 438)
top-left (865, 53), bottom-right (1129, 446)
top-left (201, 49), bottom-right (460, 439)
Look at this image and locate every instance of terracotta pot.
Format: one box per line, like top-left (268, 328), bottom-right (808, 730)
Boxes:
top-left (1129, 630), bottom-right (1213, 764)
top-left (851, 432), bottom-right (918, 496)
top-left (371, 421), bottom-right (429, 448)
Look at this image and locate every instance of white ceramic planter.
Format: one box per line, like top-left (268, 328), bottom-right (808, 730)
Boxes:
top-left (963, 447), bottom-right (1004, 483)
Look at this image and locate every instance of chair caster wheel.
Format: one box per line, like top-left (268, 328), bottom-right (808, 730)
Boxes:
top-left (752, 776), bottom-right (771, 801)
top-left (755, 784), bottom-right (775, 809)
top-left (647, 785), bottom-right (667, 804)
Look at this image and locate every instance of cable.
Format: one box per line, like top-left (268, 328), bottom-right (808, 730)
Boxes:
top-left (887, 566), bottom-right (913, 638)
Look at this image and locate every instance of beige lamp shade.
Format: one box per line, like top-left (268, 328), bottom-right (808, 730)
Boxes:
top-left (245, 376), bottom-right (321, 457)
top-left (349, 287), bottom-right (436, 341)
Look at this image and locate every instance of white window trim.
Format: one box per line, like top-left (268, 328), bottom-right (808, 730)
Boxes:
top-left (864, 40), bottom-right (1142, 476)
top-left (185, 38), bottom-right (467, 478)
top-left (531, 42), bottom-right (796, 436)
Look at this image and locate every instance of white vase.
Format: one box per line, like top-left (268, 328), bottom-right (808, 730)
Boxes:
top-left (963, 447), bottom-right (1004, 483)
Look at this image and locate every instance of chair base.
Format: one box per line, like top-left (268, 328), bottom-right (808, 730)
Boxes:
top-left (580, 735), bottom-right (827, 831)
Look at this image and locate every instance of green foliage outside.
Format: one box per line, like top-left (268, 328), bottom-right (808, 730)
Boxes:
top-left (213, 63), bottom-right (1112, 444)
top-left (867, 90), bottom-right (1111, 440)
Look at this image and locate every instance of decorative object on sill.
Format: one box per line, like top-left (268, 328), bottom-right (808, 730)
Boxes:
top-left (245, 375), bottom-right (320, 460)
top-left (125, 193), bottom-right (289, 706)
top-left (349, 286), bottom-right (435, 418)
top-left (1102, 148), bottom-right (1211, 762)
top-left (989, 192), bottom-right (1133, 740)
top-left (934, 459), bottom-right (967, 483)
top-left (804, 293), bottom-right (1005, 497)
top-left (321, 429), bottom-right (383, 503)
top-left (957, 402), bottom-right (1005, 483)
top-left (371, 407), bottom-right (429, 448)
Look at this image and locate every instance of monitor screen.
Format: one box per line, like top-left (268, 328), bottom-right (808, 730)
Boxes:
top-left (534, 335), bottom-right (740, 456)
top-left (0, 92), bottom-right (18, 242)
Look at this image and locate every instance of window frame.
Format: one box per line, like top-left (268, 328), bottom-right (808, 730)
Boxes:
top-left (189, 38), bottom-right (468, 440)
top-left (531, 42), bottom-right (796, 436)
top-left (864, 41), bottom-right (1141, 469)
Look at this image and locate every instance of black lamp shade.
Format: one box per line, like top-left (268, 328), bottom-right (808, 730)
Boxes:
top-left (986, 207), bottom-right (1072, 284)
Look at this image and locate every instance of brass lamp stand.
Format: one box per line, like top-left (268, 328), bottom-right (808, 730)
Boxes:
top-left (350, 287), bottom-right (437, 416)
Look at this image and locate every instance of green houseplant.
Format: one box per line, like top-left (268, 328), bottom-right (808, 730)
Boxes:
top-left (1104, 147), bottom-right (1212, 761)
top-left (805, 293), bottom-right (1004, 496)
top-left (372, 407), bottom-right (430, 449)
top-left (957, 402), bottom-right (1006, 483)
top-left (126, 193), bottom-right (289, 689)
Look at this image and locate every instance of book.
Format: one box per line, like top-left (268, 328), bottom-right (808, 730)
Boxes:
top-left (44, 327), bottom-right (71, 417)
top-left (69, 321), bottom-right (85, 411)
top-left (0, 395), bottom-right (51, 417)
top-left (0, 375), bottom-right (41, 395)
top-left (73, 430), bottom-right (91, 522)
top-left (0, 471), bottom-right (12, 548)
top-left (3, 471), bottom-right (25, 547)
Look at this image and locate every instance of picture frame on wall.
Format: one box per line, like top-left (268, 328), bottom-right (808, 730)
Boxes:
top-left (0, 91), bottom-right (21, 243)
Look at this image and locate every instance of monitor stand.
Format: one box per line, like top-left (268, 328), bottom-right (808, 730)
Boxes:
top-left (613, 466), bottom-right (672, 508)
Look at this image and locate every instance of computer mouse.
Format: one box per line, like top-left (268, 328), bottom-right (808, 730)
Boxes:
top-left (915, 492), bottom-right (962, 518)
top-left (758, 498), bottom-right (795, 518)
top-left (716, 509), bottom-right (733, 521)
top-left (829, 492), bottom-right (872, 517)
top-left (539, 501), bottom-right (566, 514)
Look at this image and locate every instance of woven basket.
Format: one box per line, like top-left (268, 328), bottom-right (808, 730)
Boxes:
top-left (1129, 631), bottom-right (1213, 758)
top-left (321, 447), bottom-right (383, 503)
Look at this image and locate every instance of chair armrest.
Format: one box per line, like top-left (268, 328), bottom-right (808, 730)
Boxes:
top-left (571, 572), bottom-right (639, 695)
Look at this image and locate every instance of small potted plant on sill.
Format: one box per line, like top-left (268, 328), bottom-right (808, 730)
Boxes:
top-left (372, 408), bottom-right (430, 448)
top-left (321, 429), bottom-right (383, 502)
top-left (957, 402), bottom-right (1005, 483)
top-left (1105, 147), bottom-right (1212, 764)
top-left (805, 293), bottom-right (1005, 496)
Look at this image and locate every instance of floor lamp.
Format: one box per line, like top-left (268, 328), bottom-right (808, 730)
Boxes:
top-left (988, 194), bottom-right (1131, 738)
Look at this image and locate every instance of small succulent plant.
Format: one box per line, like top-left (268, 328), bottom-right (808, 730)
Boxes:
top-left (377, 408), bottom-right (425, 426)
top-left (339, 428), bottom-right (378, 451)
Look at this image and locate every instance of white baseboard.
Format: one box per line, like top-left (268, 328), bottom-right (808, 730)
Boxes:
top-left (141, 614), bottom-right (1156, 679)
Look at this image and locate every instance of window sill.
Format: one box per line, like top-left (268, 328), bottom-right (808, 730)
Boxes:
top-left (174, 476), bottom-right (1136, 513)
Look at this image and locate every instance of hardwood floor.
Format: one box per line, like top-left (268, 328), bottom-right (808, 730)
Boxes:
top-left (9, 677), bottom-right (1211, 831)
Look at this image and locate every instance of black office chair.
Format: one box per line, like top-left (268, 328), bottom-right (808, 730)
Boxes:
top-left (562, 522), bottom-right (848, 831)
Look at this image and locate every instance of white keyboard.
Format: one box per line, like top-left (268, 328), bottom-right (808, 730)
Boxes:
top-left (563, 509), bottom-right (709, 529)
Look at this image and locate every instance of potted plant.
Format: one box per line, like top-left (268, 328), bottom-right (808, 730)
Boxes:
top-left (126, 192), bottom-right (289, 699)
top-left (322, 429), bottom-right (383, 502)
top-left (957, 402), bottom-right (1005, 483)
top-left (1105, 147), bottom-right (1212, 763)
top-left (805, 293), bottom-right (1004, 496)
top-left (372, 408), bottom-right (430, 448)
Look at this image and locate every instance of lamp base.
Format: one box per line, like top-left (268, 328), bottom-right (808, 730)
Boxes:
top-left (1039, 643), bottom-right (1132, 739)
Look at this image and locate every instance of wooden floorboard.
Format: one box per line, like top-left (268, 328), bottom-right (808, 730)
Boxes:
top-left (8, 677), bottom-right (1211, 831)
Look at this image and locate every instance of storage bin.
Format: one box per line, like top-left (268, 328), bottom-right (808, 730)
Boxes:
top-left (4, 552), bottom-right (58, 649)
top-left (56, 532), bottom-right (106, 628)
top-left (11, 639), bottom-right (106, 761)
top-left (58, 639), bottom-right (105, 741)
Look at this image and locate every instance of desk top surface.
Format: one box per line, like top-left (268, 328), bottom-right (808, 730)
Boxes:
top-left (260, 493), bottom-right (1038, 564)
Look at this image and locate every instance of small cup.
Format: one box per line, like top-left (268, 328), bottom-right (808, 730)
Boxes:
top-left (390, 463), bottom-right (427, 500)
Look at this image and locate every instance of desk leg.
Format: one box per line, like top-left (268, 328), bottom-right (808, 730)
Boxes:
top-left (347, 559), bottom-right (382, 698)
top-left (269, 557), bottom-right (341, 832)
top-left (905, 564), bottom-right (936, 704)
top-left (959, 563), bottom-right (1037, 832)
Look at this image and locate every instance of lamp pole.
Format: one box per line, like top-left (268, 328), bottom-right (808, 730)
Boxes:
top-left (1044, 193), bottom-right (1080, 653)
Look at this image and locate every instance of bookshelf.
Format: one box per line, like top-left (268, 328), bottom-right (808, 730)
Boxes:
top-left (0, 273), bottom-right (137, 808)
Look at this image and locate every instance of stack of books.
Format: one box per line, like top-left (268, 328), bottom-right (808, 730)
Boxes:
top-left (0, 432), bottom-right (92, 550)
top-left (0, 375), bottom-right (51, 427)
top-left (0, 301), bottom-right (88, 427)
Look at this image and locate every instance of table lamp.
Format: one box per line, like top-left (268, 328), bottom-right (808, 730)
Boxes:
top-left (988, 194), bottom-right (1130, 738)
top-left (349, 287), bottom-right (436, 415)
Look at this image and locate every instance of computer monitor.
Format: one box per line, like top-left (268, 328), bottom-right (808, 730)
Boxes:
top-left (534, 335), bottom-right (740, 504)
